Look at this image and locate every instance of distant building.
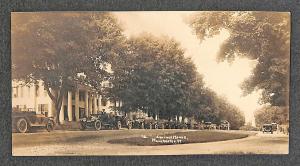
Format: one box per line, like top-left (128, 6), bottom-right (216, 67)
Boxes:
top-left (12, 80), bottom-right (119, 123)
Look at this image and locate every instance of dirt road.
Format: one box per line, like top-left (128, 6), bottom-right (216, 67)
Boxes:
top-left (12, 130), bottom-right (288, 156)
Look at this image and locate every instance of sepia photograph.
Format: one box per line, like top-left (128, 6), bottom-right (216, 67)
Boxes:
top-left (11, 11), bottom-right (290, 156)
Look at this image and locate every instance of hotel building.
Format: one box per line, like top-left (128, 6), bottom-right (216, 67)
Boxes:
top-left (12, 80), bottom-right (119, 124)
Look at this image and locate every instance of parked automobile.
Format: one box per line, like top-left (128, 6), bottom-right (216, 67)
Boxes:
top-left (12, 110), bottom-right (55, 133)
top-left (203, 122), bottom-right (212, 130)
top-left (262, 124), bottom-right (273, 134)
top-left (143, 117), bottom-right (156, 129)
top-left (79, 114), bottom-right (102, 130)
top-left (156, 119), bottom-right (168, 129)
top-left (132, 118), bottom-right (145, 129)
top-left (219, 120), bottom-right (230, 130)
top-left (80, 112), bottom-right (130, 130)
top-left (115, 115), bottom-right (132, 129)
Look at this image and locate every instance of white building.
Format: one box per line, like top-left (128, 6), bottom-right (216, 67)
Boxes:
top-left (12, 80), bottom-right (118, 123)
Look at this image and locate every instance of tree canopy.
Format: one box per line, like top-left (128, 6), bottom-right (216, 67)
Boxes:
top-left (12, 12), bottom-right (126, 121)
top-left (188, 12), bottom-right (290, 107)
top-left (108, 33), bottom-right (245, 128)
top-left (254, 106), bottom-right (289, 127)
top-left (108, 34), bottom-right (199, 119)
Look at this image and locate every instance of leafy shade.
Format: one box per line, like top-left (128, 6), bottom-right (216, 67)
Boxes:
top-left (108, 34), bottom-right (198, 119)
top-left (12, 12), bottom-right (126, 122)
top-left (188, 12), bottom-right (290, 106)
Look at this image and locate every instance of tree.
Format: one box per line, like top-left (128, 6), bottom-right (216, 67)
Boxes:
top-left (108, 34), bottom-right (199, 119)
top-left (188, 11), bottom-right (290, 106)
top-left (254, 106), bottom-right (289, 127)
top-left (12, 12), bottom-right (125, 123)
top-left (194, 87), bottom-right (245, 129)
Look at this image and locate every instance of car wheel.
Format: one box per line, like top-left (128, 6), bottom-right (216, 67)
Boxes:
top-left (16, 118), bottom-right (29, 133)
top-left (128, 122), bottom-right (132, 130)
top-left (80, 122), bottom-right (86, 130)
top-left (127, 122), bottom-right (132, 130)
top-left (46, 120), bottom-right (55, 132)
top-left (154, 124), bottom-right (158, 129)
top-left (117, 121), bottom-right (121, 130)
top-left (94, 120), bottom-right (102, 131)
top-left (140, 122), bottom-right (144, 129)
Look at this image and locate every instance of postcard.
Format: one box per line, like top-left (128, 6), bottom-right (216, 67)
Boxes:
top-left (11, 11), bottom-right (289, 156)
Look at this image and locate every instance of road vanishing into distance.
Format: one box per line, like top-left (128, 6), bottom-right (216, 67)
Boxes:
top-left (12, 129), bottom-right (288, 156)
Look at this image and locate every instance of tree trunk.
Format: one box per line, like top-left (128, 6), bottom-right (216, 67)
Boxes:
top-left (44, 81), bottom-right (66, 125)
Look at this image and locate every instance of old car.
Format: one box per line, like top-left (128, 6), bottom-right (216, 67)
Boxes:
top-left (80, 112), bottom-right (130, 130)
top-left (132, 118), bottom-right (145, 129)
top-left (12, 110), bottom-right (55, 133)
top-left (219, 120), bottom-right (230, 130)
top-left (203, 122), bottom-right (212, 130)
top-left (164, 120), bottom-right (180, 129)
top-left (262, 124), bottom-right (273, 134)
top-left (115, 114), bottom-right (132, 129)
top-left (79, 114), bottom-right (102, 130)
top-left (143, 117), bottom-right (156, 129)
top-left (156, 119), bottom-right (168, 129)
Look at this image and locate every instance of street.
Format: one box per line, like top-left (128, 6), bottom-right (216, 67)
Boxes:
top-left (12, 129), bottom-right (288, 156)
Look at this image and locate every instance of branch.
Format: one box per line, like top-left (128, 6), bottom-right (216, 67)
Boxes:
top-left (44, 83), bottom-right (56, 102)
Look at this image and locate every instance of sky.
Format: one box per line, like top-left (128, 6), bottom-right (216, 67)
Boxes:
top-left (114, 11), bottom-right (263, 124)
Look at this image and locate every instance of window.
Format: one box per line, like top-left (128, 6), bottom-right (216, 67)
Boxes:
top-left (79, 91), bottom-right (85, 101)
top-left (72, 92), bottom-right (75, 100)
top-left (101, 99), bottom-right (107, 106)
top-left (38, 104), bottom-right (48, 116)
top-left (17, 105), bottom-right (27, 111)
top-left (12, 87), bottom-right (18, 98)
top-left (20, 86), bottom-right (24, 97)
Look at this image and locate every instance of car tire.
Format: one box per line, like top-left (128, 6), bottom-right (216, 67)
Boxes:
top-left (16, 118), bottom-right (29, 133)
top-left (128, 122), bottom-right (132, 130)
top-left (46, 120), bottom-right (55, 132)
top-left (154, 124), bottom-right (158, 129)
top-left (140, 122), bottom-right (144, 129)
top-left (117, 121), bottom-right (121, 130)
top-left (94, 120), bottom-right (102, 131)
top-left (80, 122), bottom-right (86, 130)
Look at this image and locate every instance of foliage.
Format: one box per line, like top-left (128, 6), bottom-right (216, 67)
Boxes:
top-left (254, 106), bottom-right (289, 127)
top-left (195, 88), bottom-right (245, 129)
top-left (12, 12), bottom-right (125, 122)
top-left (108, 33), bottom-right (245, 128)
top-left (108, 34), bottom-right (199, 119)
top-left (188, 11), bottom-right (290, 106)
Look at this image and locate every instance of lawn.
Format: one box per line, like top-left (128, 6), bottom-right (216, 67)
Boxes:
top-left (108, 130), bottom-right (249, 146)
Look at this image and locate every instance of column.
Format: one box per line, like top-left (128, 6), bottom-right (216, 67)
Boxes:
top-left (67, 91), bottom-right (73, 121)
top-left (75, 89), bottom-right (79, 121)
top-left (32, 84), bottom-right (37, 113)
top-left (59, 96), bottom-right (65, 124)
top-left (89, 94), bottom-right (93, 116)
top-left (98, 95), bottom-right (102, 112)
top-left (93, 95), bottom-right (97, 114)
top-left (85, 91), bottom-right (89, 117)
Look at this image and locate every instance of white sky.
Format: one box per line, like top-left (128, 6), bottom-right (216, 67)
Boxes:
top-left (114, 11), bottom-right (263, 124)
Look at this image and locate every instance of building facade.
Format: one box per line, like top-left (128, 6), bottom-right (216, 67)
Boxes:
top-left (12, 80), bottom-right (118, 123)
